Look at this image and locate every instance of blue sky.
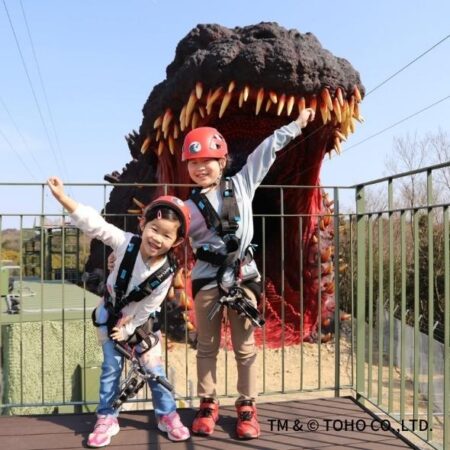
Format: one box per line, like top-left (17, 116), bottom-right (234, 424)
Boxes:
top-left (1, 0), bottom-right (449, 222)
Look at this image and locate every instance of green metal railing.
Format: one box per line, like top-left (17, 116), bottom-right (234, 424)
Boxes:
top-left (0, 163), bottom-right (448, 449)
top-left (0, 181), bottom-right (353, 413)
top-left (355, 161), bottom-right (450, 450)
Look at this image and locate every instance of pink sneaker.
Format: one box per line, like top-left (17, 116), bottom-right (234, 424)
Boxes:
top-left (158, 411), bottom-right (190, 441)
top-left (87, 415), bottom-right (120, 448)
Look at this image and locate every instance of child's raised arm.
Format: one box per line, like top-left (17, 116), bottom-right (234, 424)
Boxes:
top-left (47, 176), bottom-right (78, 213)
top-left (235, 107), bottom-right (315, 197)
top-left (48, 176), bottom-right (127, 250)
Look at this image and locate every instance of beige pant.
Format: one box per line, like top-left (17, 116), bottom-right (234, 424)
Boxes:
top-left (194, 287), bottom-right (258, 401)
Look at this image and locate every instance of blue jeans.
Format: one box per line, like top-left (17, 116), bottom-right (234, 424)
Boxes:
top-left (97, 338), bottom-right (176, 418)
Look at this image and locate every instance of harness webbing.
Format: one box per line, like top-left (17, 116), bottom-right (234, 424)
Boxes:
top-left (113, 235), bottom-right (176, 311)
top-left (190, 177), bottom-right (240, 238)
top-left (92, 235), bottom-right (176, 338)
top-left (190, 178), bottom-right (262, 306)
top-left (190, 177), bottom-right (240, 265)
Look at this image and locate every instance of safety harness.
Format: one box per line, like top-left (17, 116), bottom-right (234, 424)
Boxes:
top-left (190, 177), bottom-right (241, 289)
top-left (92, 235), bottom-right (176, 351)
top-left (190, 178), bottom-right (264, 327)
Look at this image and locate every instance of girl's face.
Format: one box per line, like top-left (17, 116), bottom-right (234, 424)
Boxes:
top-left (139, 217), bottom-right (182, 260)
top-left (187, 157), bottom-right (226, 188)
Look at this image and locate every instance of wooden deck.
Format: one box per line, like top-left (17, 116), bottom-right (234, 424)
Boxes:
top-left (0, 396), bottom-right (418, 449)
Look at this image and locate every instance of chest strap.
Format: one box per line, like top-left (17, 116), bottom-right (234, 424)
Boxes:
top-left (92, 235), bottom-right (176, 331)
top-left (190, 177), bottom-right (241, 263)
top-left (113, 235), bottom-right (176, 311)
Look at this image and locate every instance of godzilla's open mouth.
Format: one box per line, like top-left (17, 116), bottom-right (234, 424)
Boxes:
top-left (141, 79), bottom-right (362, 188)
top-left (137, 81), bottom-right (361, 340)
top-left (95, 23), bottom-right (364, 343)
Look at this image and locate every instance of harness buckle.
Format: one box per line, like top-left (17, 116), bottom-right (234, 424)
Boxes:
top-left (223, 234), bottom-right (239, 253)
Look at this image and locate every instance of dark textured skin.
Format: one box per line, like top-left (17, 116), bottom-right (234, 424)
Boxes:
top-left (86, 22), bottom-right (364, 343)
top-left (143, 23), bottom-right (363, 125)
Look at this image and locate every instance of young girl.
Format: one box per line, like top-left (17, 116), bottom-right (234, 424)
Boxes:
top-left (47, 177), bottom-right (191, 447)
top-left (182, 108), bottom-right (315, 439)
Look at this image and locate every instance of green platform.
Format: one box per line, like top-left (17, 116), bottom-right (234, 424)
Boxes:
top-left (1, 279), bottom-right (100, 324)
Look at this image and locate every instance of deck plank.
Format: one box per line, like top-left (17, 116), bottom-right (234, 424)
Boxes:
top-left (0, 397), bottom-right (416, 449)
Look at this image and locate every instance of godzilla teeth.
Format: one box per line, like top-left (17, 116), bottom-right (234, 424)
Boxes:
top-left (243, 85), bottom-right (249, 101)
top-left (153, 115), bottom-right (162, 129)
top-left (320, 102), bottom-right (328, 124)
top-left (157, 140), bottom-right (164, 155)
top-left (140, 136), bottom-right (151, 154)
top-left (335, 130), bottom-right (346, 142)
top-left (133, 197), bottom-right (146, 209)
top-left (206, 87), bottom-right (223, 115)
top-left (334, 137), bottom-right (342, 154)
top-left (286, 95), bottom-right (295, 115)
top-left (168, 134), bottom-right (175, 154)
top-left (332, 97), bottom-right (341, 122)
top-left (219, 92), bottom-right (232, 118)
top-left (167, 287), bottom-right (176, 301)
top-left (255, 88), bottom-right (264, 115)
top-left (276, 94), bottom-right (286, 116)
top-left (238, 90), bottom-right (245, 108)
top-left (162, 109), bottom-right (173, 138)
top-left (195, 81), bottom-right (203, 100)
top-left (353, 85), bottom-right (362, 102)
top-left (269, 91), bottom-right (278, 103)
top-left (173, 268), bottom-right (185, 288)
top-left (179, 105), bottom-right (187, 131)
top-left (321, 88), bottom-right (333, 111)
top-left (185, 90), bottom-right (197, 127)
top-left (146, 81), bottom-right (363, 156)
top-left (336, 87), bottom-right (344, 107)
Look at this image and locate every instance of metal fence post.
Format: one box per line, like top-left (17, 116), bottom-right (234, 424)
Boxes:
top-left (355, 184), bottom-right (366, 401)
top-left (333, 187), bottom-right (341, 397)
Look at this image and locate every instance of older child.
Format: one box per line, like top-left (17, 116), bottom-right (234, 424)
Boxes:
top-left (47, 176), bottom-right (191, 447)
top-left (182, 108), bottom-right (315, 439)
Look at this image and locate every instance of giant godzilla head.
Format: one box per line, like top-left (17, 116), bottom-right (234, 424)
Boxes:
top-left (90, 22), bottom-right (364, 344)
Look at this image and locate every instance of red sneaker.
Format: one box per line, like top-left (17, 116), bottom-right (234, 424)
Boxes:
top-left (191, 398), bottom-right (219, 436)
top-left (236, 400), bottom-right (260, 439)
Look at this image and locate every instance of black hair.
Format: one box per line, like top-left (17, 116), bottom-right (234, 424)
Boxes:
top-left (223, 154), bottom-right (234, 176)
top-left (143, 205), bottom-right (185, 240)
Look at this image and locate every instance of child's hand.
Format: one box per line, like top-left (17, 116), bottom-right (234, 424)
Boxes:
top-left (107, 252), bottom-right (117, 272)
top-left (47, 176), bottom-right (65, 200)
top-left (47, 176), bottom-right (78, 213)
top-left (295, 107), bottom-right (315, 129)
top-left (110, 326), bottom-right (126, 342)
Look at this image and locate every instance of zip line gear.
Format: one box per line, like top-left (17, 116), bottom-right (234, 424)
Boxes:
top-left (189, 177), bottom-right (264, 326)
top-left (92, 235), bottom-right (176, 350)
top-left (208, 286), bottom-right (265, 328)
top-left (112, 342), bottom-right (174, 412)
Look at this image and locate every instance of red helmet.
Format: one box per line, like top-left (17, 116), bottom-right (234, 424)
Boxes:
top-left (182, 127), bottom-right (228, 161)
top-left (144, 195), bottom-right (191, 239)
